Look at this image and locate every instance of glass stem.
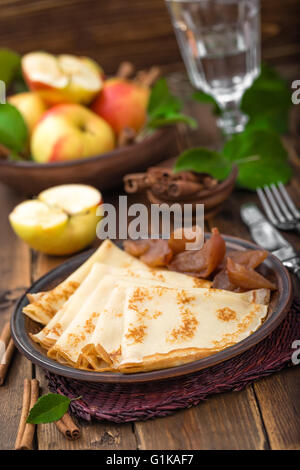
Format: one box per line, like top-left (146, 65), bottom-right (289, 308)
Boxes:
top-left (217, 98), bottom-right (248, 137)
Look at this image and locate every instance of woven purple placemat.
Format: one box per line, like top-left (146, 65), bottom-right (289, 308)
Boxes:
top-left (46, 298), bottom-right (300, 423)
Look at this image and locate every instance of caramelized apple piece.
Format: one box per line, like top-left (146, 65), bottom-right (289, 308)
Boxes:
top-left (124, 239), bottom-right (173, 267)
top-left (223, 250), bottom-right (268, 269)
top-left (212, 269), bottom-right (237, 291)
top-left (168, 227), bottom-right (226, 278)
top-left (123, 239), bottom-right (150, 257)
top-left (227, 258), bottom-right (277, 290)
top-left (140, 239), bottom-right (173, 267)
top-left (214, 250), bottom-right (269, 291)
top-left (168, 225), bottom-right (203, 254)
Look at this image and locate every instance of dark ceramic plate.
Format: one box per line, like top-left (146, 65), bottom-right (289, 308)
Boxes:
top-left (11, 235), bottom-right (293, 383)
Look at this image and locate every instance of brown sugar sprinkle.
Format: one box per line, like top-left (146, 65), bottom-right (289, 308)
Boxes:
top-left (136, 308), bottom-right (149, 321)
top-left (193, 278), bottom-right (206, 288)
top-left (168, 308), bottom-right (198, 343)
top-left (154, 286), bottom-right (167, 297)
top-left (84, 312), bottom-right (100, 334)
top-left (35, 281), bottom-right (79, 317)
top-left (133, 287), bottom-right (153, 302)
top-left (237, 307), bottom-right (259, 331)
top-left (176, 290), bottom-right (196, 306)
top-left (125, 324), bottom-right (147, 344)
top-left (148, 270), bottom-right (166, 282)
top-left (128, 287), bottom-right (153, 313)
top-left (49, 322), bottom-right (63, 336)
top-left (152, 310), bottom-right (162, 319)
top-left (126, 269), bottom-right (140, 278)
top-left (217, 307), bottom-right (237, 322)
top-left (213, 307), bottom-right (262, 349)
top-left (67, 332), bottom-right (86, 347)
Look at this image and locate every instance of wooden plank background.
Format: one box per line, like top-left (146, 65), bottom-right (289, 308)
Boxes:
top-left (0, 0), bottom-right (299, 80)
top-left (0, 0), bottom-right (299, 451)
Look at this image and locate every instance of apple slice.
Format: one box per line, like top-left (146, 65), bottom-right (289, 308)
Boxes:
top-left (22, 52), bottom-right (103, 105)
top-left (39, 184), bottom-right (102, 215)
top-left (9, 184), bottom-right (103, 255)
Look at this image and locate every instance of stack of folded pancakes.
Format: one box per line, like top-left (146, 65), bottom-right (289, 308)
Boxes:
top-left (23, 240), bottom-right (270, 374)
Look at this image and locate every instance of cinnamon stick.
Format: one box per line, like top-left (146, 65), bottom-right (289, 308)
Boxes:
top-left (175, 171), bottom-right (201, 183)
top-left (15, 379), bottom-right (39, 450)
top-left (55, 412), bottom-right (80, 440)
top-left (116, 61), bottom-right (135, 79)
top-left (147, 167), bottom-right (174, 184)
top-left (124, 173), bottom-right (149, 193)
top-left (167, 180), bottom-right (204, 198)
top-left (0, 322), bottom-right (15, 386)
top-left (151, 181), bottom-right (170, 196)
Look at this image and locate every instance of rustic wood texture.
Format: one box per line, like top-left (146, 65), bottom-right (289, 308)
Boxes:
top-left (0, 68), bottom-right (299, 449)
top-left (135, 387), bottom-right (268, 450)
top-left (0, 0), bottom-right (299, 80)
top-left (0, 185), bottom-right (32, 450)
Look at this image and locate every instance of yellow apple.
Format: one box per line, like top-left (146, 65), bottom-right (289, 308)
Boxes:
top-left (22, 52), bottom-right (103, 105)
top-left (8, 92), bottom-right (47, 135)
top-left (31, 103), bottom-right (115, 163)
top-left (9, 184), bottom-right (103, 256)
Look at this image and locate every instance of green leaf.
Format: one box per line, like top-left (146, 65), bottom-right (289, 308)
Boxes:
top-left (146, 78), bottom-right (196, 130)
top-left (0, 49), bottom-right (21, 86)
top-left (147, 78), bottom-right (181, 117)
top-left (0, 103), bottom-right (28, 152)
top-left (222, 128), bottom-right (292, 190)
top-left (241, 64), bottom-right (291, 134)
top-left (174, 147), bottom-right (232, 180)
top-left (193, 91), bottom-right (221, 115)
top-left (26, 393), bottom-right (71, 424)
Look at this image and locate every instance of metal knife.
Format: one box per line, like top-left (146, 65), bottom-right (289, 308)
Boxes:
top-left (240, 203), bottom-right (300, 279)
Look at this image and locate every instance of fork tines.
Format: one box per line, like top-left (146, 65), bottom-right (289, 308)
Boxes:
top-left (257, 182), bottom-right (300, 226)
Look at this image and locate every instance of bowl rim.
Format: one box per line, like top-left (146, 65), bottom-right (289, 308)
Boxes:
top-left (0, 127), bottom-right (170, 170)
top-left (191, 164), bottom-right (238, 197)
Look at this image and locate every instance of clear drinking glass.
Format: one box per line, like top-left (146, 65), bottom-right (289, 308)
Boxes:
top-left (166, 0), bottom-right (261, 135)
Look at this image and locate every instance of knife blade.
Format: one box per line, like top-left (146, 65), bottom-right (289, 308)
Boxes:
top-left (240, 203), bottom-right (300, 279)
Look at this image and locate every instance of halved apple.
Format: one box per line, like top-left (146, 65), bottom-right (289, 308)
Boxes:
top-left (22, 52), bottom-right (103, 105)
top-left (9, 184), bottom-right (103, 255)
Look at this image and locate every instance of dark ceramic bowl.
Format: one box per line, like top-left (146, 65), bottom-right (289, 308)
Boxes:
top-left (0, 128), bottom-right (177, 195)
top-left (11, 234), bottom-right (293, 384)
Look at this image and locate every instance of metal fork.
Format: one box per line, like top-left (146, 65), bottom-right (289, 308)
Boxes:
top-left (257, 182), bottom-right (300, 234)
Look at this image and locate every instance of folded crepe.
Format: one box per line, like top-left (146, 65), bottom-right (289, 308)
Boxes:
top-left (23, 239), bottom-right (148, 325)
top-left (34, 265), bottom-right (212, 352)
top-left (46, 277), bottom-right (269, 373)
top-left (118, 285), bottom-right (268, 373)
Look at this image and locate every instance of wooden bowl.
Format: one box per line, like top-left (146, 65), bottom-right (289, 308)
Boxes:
top-left (11, 235), bottom-right (292, 384)
top-left (146, 165), bottom-right (238, 220)
top-left (0, 128), bottom-right (177, 195)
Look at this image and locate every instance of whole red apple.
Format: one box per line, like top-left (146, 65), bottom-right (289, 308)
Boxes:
top-left (91, 78), bottom-right (150, 135)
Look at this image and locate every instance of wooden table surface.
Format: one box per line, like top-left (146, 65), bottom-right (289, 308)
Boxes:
top-left (0, 73), bottom-right (299, 450)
